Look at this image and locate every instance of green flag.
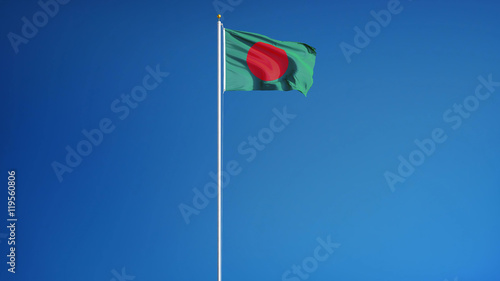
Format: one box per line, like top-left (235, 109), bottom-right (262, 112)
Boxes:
top-left (225, 28), bottom-right (317, 96)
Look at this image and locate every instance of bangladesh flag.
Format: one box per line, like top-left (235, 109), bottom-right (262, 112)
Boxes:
top-left (225, 28), bottom-right (317, 96)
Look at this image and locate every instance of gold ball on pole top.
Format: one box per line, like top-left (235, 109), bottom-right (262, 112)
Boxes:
top-left (217, 14), bottom-right (221, 19)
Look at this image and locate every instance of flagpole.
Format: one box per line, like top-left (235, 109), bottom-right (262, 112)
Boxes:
top-left (222, 22), bottom-right (226, 92)
top-left (217, 14), bottom-right (222, 281)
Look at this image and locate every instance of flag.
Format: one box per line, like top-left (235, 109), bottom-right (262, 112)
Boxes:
top-left (225, 28), bottom-right (317, 96)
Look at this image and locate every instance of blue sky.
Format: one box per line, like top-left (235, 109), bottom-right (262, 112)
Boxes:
top-left (1, 0), bottom-right (500, 280)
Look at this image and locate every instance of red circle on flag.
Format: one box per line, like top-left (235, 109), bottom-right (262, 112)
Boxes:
top-left (246, 42), bottom-right (288, 81)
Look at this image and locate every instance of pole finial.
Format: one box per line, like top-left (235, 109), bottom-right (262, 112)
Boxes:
top-left (217, 14), bottom-right (221, 20)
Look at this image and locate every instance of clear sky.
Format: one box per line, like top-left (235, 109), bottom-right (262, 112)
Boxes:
top-left (1, 0), bottom-right (500, 280)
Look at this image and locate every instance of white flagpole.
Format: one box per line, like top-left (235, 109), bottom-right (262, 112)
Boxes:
top-left (217, 14), bottom-right (222, 281)
top-left (223, 23), bottom-right (226, 92)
